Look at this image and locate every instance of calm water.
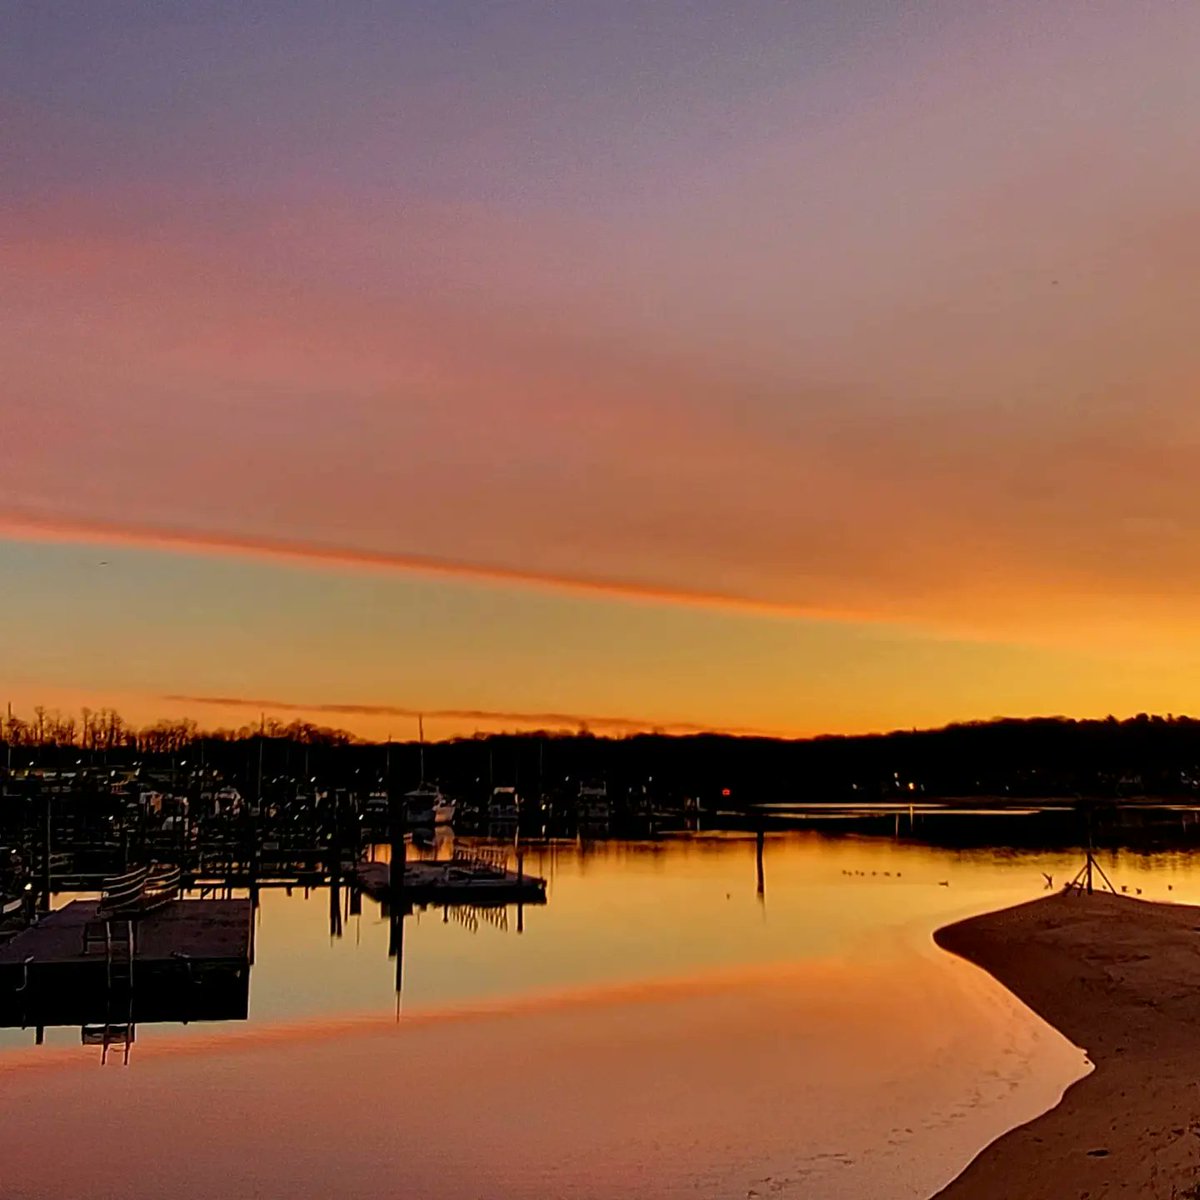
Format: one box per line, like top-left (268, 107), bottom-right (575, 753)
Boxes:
top-left (4, 832), bottom-right (1194, 1198)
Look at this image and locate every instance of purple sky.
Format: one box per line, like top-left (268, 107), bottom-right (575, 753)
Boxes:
top-left (5, 2), bottom-right (1200, 735)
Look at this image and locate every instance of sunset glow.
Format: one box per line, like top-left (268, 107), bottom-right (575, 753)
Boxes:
top-left (6, 2), bottom-right (1200, 737)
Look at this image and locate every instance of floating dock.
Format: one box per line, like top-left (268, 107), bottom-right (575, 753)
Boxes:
top-left (0, 899), bottom-right (252, 1028)
top-left (351, 859), bottom-right (546, 905)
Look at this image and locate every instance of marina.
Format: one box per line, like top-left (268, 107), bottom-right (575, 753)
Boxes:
top-left (3, 754), bottom-right (1200, 1191)
top-left (8, 0), bottom-right (1198, 1193)
top-left (0, 830), bottom-right (1120, 1198)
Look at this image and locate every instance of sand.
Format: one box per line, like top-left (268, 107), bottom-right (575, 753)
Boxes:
top-left (933, 891), bottom-right (1200, 1199)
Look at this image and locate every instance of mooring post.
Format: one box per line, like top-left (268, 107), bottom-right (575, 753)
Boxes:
top-left (1086, 808), bottom-right (1095, 896)
top-left (249, 809), bottom-right (260, 892)
top-left (756, 824), bottom-right (765, 898)
top-left (387, 785), bottom-right (407, 1008)
top-left (387, 782), bottom-right (408, 1006)
top-left (328, 869), bottom-right (343, 939)
top-left (329, 794), bottom-right (343, 939)
top-left (388, 786), bottom-right (407, 896)
top-left (40, 792), bottom-right (52, 915)
top-left (178, 802), bottom-right (188, 875)
top-left (516, 836), bottom-right (525, 933)
top-left (392, 904), bottom-right (405, 1007)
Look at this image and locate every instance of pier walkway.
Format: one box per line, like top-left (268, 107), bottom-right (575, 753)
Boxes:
top-left (0, 899), bottom-right (253, 1029)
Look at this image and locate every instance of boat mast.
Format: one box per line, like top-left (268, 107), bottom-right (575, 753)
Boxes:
top-left (418, 714), bottom-right (425, 784)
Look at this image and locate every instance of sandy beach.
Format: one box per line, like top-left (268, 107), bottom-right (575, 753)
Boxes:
top-left (933, 892), bottom-right (1200, 1199)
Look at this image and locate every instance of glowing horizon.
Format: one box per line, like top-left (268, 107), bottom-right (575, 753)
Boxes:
top-left (6, 2), bottom-right (1200, 737)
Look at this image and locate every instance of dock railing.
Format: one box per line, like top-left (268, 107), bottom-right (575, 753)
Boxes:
top-left (95, 867), bottom-right (151, 917)
top-left (142, 865), bottom-right (182, 911)
top-left (451, 846), bottom-right (509, 876)
top-left (85, 864), bottom-right (182, 953)
top-left (450, 904), bottom-right (509, 933)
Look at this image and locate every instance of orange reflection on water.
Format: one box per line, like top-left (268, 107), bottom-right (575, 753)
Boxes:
top-left (0, 947), bottom-right (1084, 1200)
top-left (0, 833), bottom-right (1101, 1199)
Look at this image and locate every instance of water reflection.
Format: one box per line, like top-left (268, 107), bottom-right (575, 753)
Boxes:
top-left (1, 831), bottom-right (1113, 1200)
top-left (8, 831), bottom-right (1200, 1059)
top-left (0, 894), bottom-right (253, 1061)
top-left (11, 833), bottom-right (1200, 1196)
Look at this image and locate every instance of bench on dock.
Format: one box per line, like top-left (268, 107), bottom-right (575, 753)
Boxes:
top-left (142, 866), bottom-right (183, 911)
top-left (96, 867), bottom-right (150, 916)
top-left (82, 865), bottom-right (183, 955)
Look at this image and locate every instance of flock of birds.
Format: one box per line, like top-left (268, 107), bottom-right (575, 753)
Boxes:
top-left (837, 868), bottom-right (1180, 895)
top-left (1041, 870), bottom-right (1177, 896)
top-left (838, 868), bottom-right (959, 884)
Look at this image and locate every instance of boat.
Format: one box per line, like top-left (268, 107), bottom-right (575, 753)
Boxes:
top-left (578, 782), bottom-right (611, 827)
top-left (488, 786), bottom-right (521, 823)
top-left (213, 786), bottom-right (244, 815)
top-left (0, 847), bottom-right (30, 935)
top-left (402, 716), bottom-right (456, 827)
top-left (404, 782), bottom-right (456, 828)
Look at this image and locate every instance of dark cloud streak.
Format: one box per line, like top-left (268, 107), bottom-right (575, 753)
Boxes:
top-left (162, 693), bottom-right (780, 738)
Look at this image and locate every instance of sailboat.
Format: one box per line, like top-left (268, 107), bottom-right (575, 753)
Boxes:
top-left (405, 715), bottom-right (456, 828)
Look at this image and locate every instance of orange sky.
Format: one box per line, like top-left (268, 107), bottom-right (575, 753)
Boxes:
top-left (5, 3), bottom-right (1200, 738)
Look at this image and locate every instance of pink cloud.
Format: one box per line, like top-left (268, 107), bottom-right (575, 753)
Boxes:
top-left (7, 28), bottom-right (1200, 650)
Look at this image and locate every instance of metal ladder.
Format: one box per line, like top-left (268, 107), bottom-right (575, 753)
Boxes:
top-left (82, 919), bottom-right (136, 1065)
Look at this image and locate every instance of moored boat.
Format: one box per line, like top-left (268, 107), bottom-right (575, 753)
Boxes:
top-left (404, 782), bottom-right (456, 827)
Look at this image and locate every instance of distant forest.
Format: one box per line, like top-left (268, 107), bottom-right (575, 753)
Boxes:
top-left (4, 709), bottom-right (1200, 804)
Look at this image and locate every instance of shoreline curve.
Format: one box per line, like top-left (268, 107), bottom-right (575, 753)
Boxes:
top-left (930, 892), bottom-right (1200, 1199)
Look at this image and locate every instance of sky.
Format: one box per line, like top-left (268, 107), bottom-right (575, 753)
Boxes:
top-left (4, 1), bottom-right (1200, 740)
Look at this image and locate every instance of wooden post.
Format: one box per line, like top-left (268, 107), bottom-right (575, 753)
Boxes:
top-left (756, 825), bottom-right (765, 898)
top-left (392, 906), bottom-right (405, 1004)
top-left (40, 792), bottom-right (52, 914)
top-left (1086, 808), bottom-right (1094, 896)
top-left (328, 792), bottom-right (343, 939)
top-left (387, 785), bottom-right (406, 1009)
top-left (328, 869), bottom-right (343, 939)
top-left (386, 782), bottom-right (410, 1008)
top-left (388, 787), bottom-right (407, 896)
top-left (249, 811), bottom-right (261, 891)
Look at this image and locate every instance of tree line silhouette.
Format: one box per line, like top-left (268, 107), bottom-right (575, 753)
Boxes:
top-left (4, 708), bottom-right (1200, 804)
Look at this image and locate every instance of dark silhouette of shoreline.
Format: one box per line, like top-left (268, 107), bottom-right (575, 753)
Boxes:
top-left (5, 709), bottom-right (1200, 808)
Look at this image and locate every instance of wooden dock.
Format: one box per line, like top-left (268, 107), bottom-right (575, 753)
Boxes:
top-left (352, 859), bottom-right (546, 906)
top-left (0, 899), bottom-right (252, 1028)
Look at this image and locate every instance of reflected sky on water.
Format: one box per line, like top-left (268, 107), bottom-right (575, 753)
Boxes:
top-left (4, 831), bottom-right (1198, 1198)
top-left (247, 832), bottom-right (1200, 1026)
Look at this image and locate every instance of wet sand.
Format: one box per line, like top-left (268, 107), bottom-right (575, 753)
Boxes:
top-left (933, 892), bottom-right (1200, 1199)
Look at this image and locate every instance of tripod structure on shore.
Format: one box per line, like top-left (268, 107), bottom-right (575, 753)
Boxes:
top-left (1065, 847), bottom-right (1117, 895)
top-left (1065, 804), bottom-right (1117, 895)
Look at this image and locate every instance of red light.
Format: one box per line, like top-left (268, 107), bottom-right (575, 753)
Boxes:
top-left (721, 787), bottom-right (731, 797)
